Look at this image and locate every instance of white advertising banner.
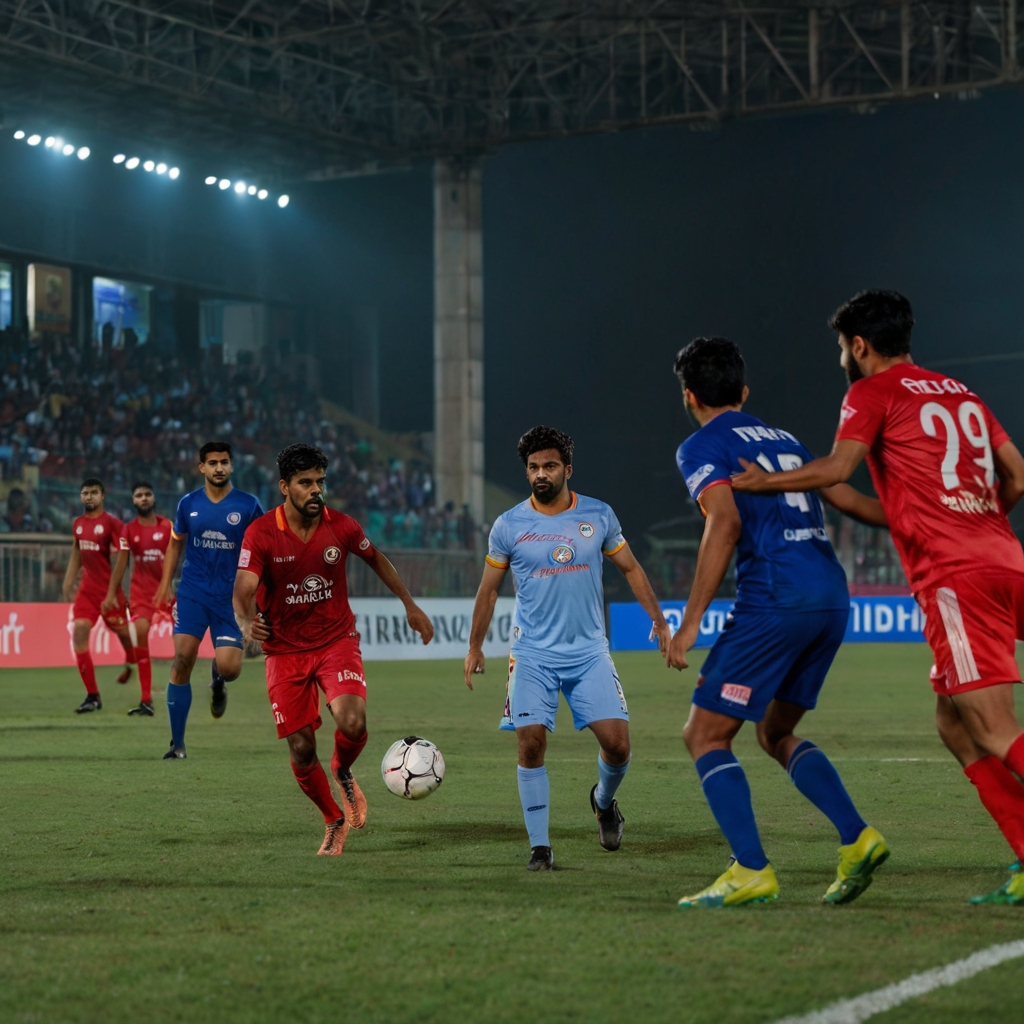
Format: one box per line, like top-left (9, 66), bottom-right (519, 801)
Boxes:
top-left (351, 597), bottom-right (515, 661)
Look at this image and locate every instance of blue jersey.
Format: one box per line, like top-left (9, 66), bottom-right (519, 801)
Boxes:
top-left (486, 492), bottom-right (626, 664)
top-left (677, 410), bottom-right (848, 612)
top-left (172, 487), bottom-right (263, 600)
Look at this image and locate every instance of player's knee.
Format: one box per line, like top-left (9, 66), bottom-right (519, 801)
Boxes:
top-left (287, 733), bottom-right (316, 766)
top-left (602, 737), bottom-right (630, 765)
top-left (756, 720), bottom-right (786, 758)
top-left (337, 710), bottom-right (366, 740)
top-left (219, 661), bottom-right (242, 682)
top-left (517, 735), bottom-right (546, 767)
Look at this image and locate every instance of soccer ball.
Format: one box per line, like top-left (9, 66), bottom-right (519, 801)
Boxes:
top-left (381, 736), bottom-right (446, 800)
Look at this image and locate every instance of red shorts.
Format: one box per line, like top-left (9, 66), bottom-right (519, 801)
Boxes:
top-left (264, 633), bottom-right (366, 739)
top-left (129, 590), bottom-right (172, 623)
top-left (918, 570), bottom-right (1024, 695)
top-left (73, 588), bottom-right (128, 630)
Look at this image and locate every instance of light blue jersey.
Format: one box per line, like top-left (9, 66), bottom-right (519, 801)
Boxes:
top-left (487, 492), bottom-right (625, 665)
top-left (172, 487), bottom-right (263, 601)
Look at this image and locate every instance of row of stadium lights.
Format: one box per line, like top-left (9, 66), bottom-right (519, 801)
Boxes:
top-left (11, 129), bottom-right (289, 208)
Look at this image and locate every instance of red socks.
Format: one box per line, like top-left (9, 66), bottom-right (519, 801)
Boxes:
top-left (332, 730), bottom-right (368, 777)
top-left (135, 647), bottom-right (152, 703)
top-left (291, 761), bottom-right (344, 823)
top-left (75, 651), bottom-right (97, 695)
top-left (964, 755), bottom-right (1024, 860)
top-left (1004, 734), bottom-right (1024, 780)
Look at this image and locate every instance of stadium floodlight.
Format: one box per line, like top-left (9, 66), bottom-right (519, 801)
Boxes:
top-left (45, 136), bottom-right (55, 148)
top-left (156, 162), bottom-right (167, 174)
top-left (205, 175), bottom-right (217, 185)
top-left (14, 130), bottom-right (25, 140)
top-left (277, 194), bottom-right (290, 208)
top-left (113, 153), bottom-right (126, 164)
top-left (234, 181), bottom-right (246, 194)
top-left (125, 157), bottom-right (140, 169)
top-left (27, 134), bottom-right (41, 146)
top-left (169, 167), bottom-right (180, 180)
top-left (218, 178), bottom-right (231, 190)
top-left (77, 147), bottom-right (90, 160)
top-left (257, 189), bottom-right (268, 200)
top-left (143, 160), bottom-right (155, 172)
top-left (62, 143), bottom-right (75, 156)
top-left (247, 185), bottom-right (257, 195)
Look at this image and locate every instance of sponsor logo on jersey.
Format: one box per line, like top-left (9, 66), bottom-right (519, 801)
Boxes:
top-left (142, 548), bottom-right (164, 562)
top-left (271, 700), bottom-right (285, 726)
top-left (119, 537), bottom-right (129, 550)
top-left (358, 537), bottom-right (371, 551)
top-left (784, 527), bottom-right (829, 542)
top-left (227, 512), bottom-right (242, 525)
top-left (76, 526), bottom-right (83, 535)
top-left (195, 528), bottom-right (235, 550)
top-left (79, 540), bottom-right (101, 551)
top-left (272, 555), bottom-right (296, 562)
top-left (284, 574), bottom-right (334, 604)
top-left (731, 425), bottom-right (798, 444)
top-left (323, 545), bottom-right (341, 564)
top-left (900, 377), bottom-right (970, 396)
top-left (238, 548), bottom-right (251, 568)
top-left (516, 531), bottom-right (575, 545)
top-left (578, 522), bottom-right (594, 538)
top-left (336, 669), bottom-right (365, 684)
top-left (94, 525), bottom-right (104, 535)
top-left (153, 532), bottom-right (164, 541)
top-left (190, 510), bottom-right (198, 517)
top-left (838, 402), bottom-right (857, 429)
top-left (532, 562), bottom-right (590, 579)
top-left (940, 490), bottom-right (1001, 515)
top-left (720, 683), bottom-right (752, 706)
top-left (550, 544), bottom-right (575, 565)
top-left (685, 463), bottom-right (716, 495)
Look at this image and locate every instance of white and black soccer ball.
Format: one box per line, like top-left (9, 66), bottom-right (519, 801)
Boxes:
top-left (381, 736), bottom-right (446, 800)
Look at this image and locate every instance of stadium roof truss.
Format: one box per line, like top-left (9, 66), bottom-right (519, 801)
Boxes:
top-left (0, 1), bottom-right (1021, 179)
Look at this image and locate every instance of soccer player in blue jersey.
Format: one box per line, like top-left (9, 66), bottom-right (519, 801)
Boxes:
top-left (464, 426), bottom-right (670, 870)
top-left (666, 337), bottom-right (889, 907)
top-left (153, 442), bottom-right (263, 759)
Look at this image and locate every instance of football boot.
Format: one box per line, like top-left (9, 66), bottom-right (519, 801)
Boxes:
top-left (678, 861), bottom-right (779, 908)
top-left (823, 826), bottom-right (889, 905)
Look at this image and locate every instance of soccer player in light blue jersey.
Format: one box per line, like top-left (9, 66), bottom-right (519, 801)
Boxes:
top-left (666, 337), bottom-right (889, 907)
top-left (464, 426), bottom-right (670, 870)
top-left (153, 441), bottom-right (263, 759)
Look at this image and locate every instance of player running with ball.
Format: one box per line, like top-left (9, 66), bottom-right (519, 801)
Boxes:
top-left (732, 290), bottom-right (1024, 904)
top-left (233, 443), bottom-right (434, 856)
top-left (465, 426), bottom-right (670, 871)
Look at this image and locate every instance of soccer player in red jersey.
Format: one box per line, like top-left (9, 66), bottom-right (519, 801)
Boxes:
top-left (107, 481), bottom-right (173, 717)
top-left (233, 443), bottom-right (435, 856)
top-left (61, 478), bottom-right (136, 714)
top-left (732, 290), bottom-right (1024, 903)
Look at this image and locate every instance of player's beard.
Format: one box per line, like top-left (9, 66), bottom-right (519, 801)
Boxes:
top-left (843, 356), bottom-right (864, 385)
top-left (531, 478), bottom-right (563, 505)
top-left (208, 474), bottom-right (230, 489)
top-left (298, 494), bottom-right (324, 519)
top-left (134, 501), bottom-right (154, 517)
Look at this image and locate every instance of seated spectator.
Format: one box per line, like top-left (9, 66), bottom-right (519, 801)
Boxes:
top-left (1, 487), bottom-right (35, 533)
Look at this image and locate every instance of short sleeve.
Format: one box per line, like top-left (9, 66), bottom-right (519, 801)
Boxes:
top-left (344, 517), bottom-right (373, 556)
top-left (172, 495), bottom-right (189, 539)
top-left (117, 520), bottom-right (130, 552)
top-left (677, 436), bottom-right (731, 502)
top-left (250, 496), bottom-right (265, 523)
top-left (601, 508), bottom-right (626, 555)
top-left (238, 522), bottom-right (265, 575)
top-left (988, 404), bottom-right (1010, 451)
top-left (486, 516), bottom-right (511, 568)
top-left (835, 379), bottom-right (887, 448)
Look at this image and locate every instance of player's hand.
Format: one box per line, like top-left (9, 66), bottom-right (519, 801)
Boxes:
top-left (153, 584), bottom-right (170, 609)
top-left (463, 649), bottom-right (485, 690)
top-left (249, 612), bottom-right (270, 643)
top-left (665, 621), bottom-right (699, 670)
top-left (650, 620), bottom-right (672, 655)
top-left (406, 604), bottom-right (434, 645)
top-left (100, 595), bottom-right (116, 615)
top-left (731, 458), bottom-right (770, 493)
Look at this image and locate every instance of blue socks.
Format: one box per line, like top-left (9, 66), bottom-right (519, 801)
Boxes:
top-left (694, 749), bottom-right (769, 870)
top-left (517, 766), bottom-right (550, 848)
top-left (166, 681), bottom-right (192, 750)
top-left (786, 740), bottom-right (867, 845)
top-left (594, 754), bottom-right (630, 810)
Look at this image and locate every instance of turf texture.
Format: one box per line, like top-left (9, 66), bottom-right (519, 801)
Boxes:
top-left (2, 645), bottom-right (1024, 1024)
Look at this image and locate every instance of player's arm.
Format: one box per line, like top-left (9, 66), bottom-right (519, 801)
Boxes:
top-left (62, 540), bottom-right (81, 602)
top-left (995, 440), bottom-right (1024, 513)
top-left (232, 569), bottom-right (268, 644)
top-left (153, 532), bottom-right (183, 608)
top-left (819, 483), bottom-right (888, 528)
top-left (463, 561), bottom-right (508, 690)
top-left (666, 483), bottom-right (742, 671)
top-left (732, 439), bottom-right (870, 494)
top-left (605, 543), bottom-right (671, 654)
top-left (101, 549), bottom-right (130, 615)
top-left (357, 546), bottom-right (435, 646)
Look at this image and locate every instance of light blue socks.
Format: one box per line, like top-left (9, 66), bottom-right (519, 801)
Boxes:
top-left (517, 765), bottom-right (550, 848)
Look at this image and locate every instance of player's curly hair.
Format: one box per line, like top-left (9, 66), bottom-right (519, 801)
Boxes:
top-left (674, 337), bottom-right (745, 407)
top-left (828, 290), bottom-right (914, 357)
top-left (517, 425), bottom-right (574, 467)
top-left (80, 477), bottom-right (105, 493)
top-left (277, 442), bottom-right (329, 482)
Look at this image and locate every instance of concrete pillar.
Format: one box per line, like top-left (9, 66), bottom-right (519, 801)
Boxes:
top-left (433, 158), bottom-right (484, 522)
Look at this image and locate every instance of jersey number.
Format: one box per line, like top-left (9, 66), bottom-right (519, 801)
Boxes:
top-left (754, 452), bottom-right (809, 512)
top-left (919, 401), bottom-right (994, 491)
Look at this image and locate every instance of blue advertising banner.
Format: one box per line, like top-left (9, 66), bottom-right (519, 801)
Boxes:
top-left (608, 596), bottom-right (925, 651)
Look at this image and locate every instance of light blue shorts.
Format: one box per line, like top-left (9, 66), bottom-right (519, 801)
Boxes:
top-left (499, 648), bottom-right (629, 732)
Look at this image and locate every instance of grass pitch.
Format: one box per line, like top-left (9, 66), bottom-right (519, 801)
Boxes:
top-left (3, 645), bottom-right (1024, 1024)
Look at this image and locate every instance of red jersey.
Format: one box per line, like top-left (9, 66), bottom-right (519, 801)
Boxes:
top-left (73, 511), bottom-right (128, 594)
top-left (125, 515), bottom-right (173, 601)
top-left (835, 363), bottom-right (1024, 594)
top-left (239, 505), bottom-right (374, 656)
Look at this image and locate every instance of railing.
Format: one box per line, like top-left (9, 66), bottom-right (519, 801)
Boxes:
top-left (0, 536), bottom-right (487, 602)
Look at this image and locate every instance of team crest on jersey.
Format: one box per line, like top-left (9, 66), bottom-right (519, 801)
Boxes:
top-left (578, 522), bottom-right (594, 538)
top-left (550, 544), bottom-right (575, 565)
top-left (76, 526), bottom-right (83, 535)
top-left (94, 525), bottom-right (104, 534)
top-left (153, 532), bottom-right (164, 540)
top-left (227, 512), bottom-right (242, 525)
top-left (284, 574), bottom-right (334, 605)
top-left (323, 546), bottom-right (341, 564)
top-left (358, 537), bottom-right (371, 551)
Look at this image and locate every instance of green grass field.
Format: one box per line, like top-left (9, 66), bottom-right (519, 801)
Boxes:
top-left (3, 645), bottom-right (1024, 1024)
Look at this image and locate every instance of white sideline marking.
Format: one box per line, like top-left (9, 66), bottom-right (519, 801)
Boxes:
top-left (772, 939), bottom-right (1024, 1024)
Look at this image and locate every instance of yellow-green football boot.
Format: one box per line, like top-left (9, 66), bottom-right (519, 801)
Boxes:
top-left (823, 825), bottom-right (889, 905)
top-left (969, 865), bottom-right (1024, 905)
top-left (678, 861), bottom-right (779, 908)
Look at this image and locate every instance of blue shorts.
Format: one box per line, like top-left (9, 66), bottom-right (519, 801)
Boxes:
top-left (173, 590), bottom-right (243, 649)
top-left (500, 648), bottom-right (629, 732)
top-left (693, 607), bottom-right (848, 722)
